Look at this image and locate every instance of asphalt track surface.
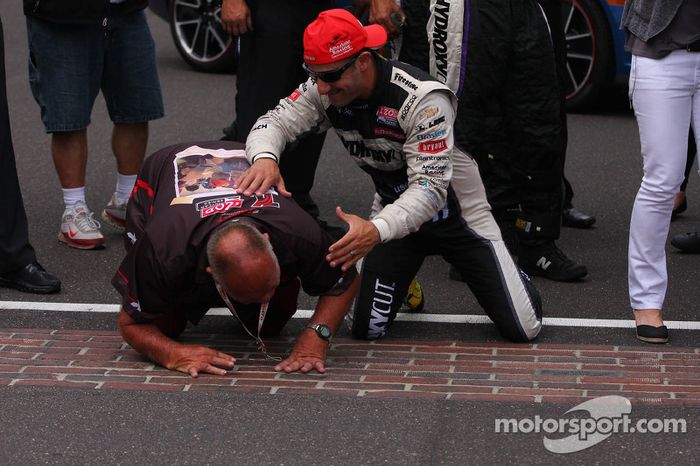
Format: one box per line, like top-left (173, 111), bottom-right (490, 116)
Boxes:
top-left (1, 3), bottom-right (699, 465)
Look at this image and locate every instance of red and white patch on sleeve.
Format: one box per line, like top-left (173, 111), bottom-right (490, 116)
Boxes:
top-left (418, 138), bottom-right (447, 154)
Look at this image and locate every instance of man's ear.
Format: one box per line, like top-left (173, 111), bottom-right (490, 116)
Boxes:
top-left (263, 232), bottom-right (270, 242)
top-left (206, 266), bottom-right (213, 276)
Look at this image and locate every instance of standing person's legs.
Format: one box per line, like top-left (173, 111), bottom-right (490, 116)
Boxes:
top-left (628, 51), bottom-right (698, 329)
top-left (0, 17), bottom-right (36, 273)
top-left (0, 17), bottom-right (60, 293)
top-left (102, 11), bottom-right (163, 228)
top-left (27, 16), bottom-right (106, 249)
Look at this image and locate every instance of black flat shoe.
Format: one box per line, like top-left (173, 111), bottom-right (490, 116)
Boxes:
top-left (671, 197), bottom-right (687, 220)
top-left (636, 325), bottom-right (668, 344)
top-left (562, 207), bottom-right (596, 229)
top-left (0, 262), bottom-right (61, 294)
top-left (670, 232), bottom-right (700, 253)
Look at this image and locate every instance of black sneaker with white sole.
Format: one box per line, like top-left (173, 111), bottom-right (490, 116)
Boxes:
top-left (519, 241), bottom-right (588, 282)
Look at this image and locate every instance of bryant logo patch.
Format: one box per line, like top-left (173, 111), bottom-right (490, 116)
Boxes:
top-left (418, 138), bottom-right (448, 154)
top-left (288, 89), bottom-right (302, 101)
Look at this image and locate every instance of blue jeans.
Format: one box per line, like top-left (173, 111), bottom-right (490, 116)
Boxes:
top-left (26, 11), bottom-right (164, 133)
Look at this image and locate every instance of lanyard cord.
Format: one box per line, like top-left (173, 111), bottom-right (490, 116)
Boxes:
top-left (215, 282), bottom-right (282, 361)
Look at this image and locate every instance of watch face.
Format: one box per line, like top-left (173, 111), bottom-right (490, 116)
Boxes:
top-left (317, 325), bottom-right (332, 339)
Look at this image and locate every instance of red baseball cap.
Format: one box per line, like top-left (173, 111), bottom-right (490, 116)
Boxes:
top-left (303, 9), bottom-right (387, 65)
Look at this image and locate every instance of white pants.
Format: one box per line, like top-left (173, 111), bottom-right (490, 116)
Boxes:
top-left (628, 50), bottom-right (700, 311)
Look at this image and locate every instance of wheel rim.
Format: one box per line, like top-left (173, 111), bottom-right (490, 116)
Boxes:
top-left (173, 0), bottom-right (232, 63)
top-left (561, 0), bottom-right (596, 100)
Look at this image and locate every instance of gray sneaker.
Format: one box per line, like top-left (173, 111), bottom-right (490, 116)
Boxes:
top-left (58, 202), bottom-right (105, 250)
top-left (101, 193), bottom-right (127, 229)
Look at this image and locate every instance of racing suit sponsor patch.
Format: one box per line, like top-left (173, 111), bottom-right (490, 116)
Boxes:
top-left (287, 89), bottom-right (302, 102)
top-left (416, 129), bottom-right (446, 140)
top-left (368, 278), bottom-right (396, 339)
top-left (376, 106), bottom-right (399, 127)
top-left (196, 196), bottom-right (245, 218)
top-left (374, 127), bottom-right (406, 141)
top-left (418, 138), bottom-right (448, 154)
top-left (419, 106), bottom-right (439, 119)
top-left (432, 0), bottom-right (451, 82)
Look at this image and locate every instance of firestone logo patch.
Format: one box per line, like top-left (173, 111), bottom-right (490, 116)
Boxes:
top-left (418, 138), bottom-right (447, 154)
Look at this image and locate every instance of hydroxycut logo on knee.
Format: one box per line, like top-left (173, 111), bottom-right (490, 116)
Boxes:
top-left (367, 279), bottom-right (396, 339)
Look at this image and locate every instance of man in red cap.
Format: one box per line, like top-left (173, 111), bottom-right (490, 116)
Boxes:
top-left (235, 9), bottom-right (543, 343)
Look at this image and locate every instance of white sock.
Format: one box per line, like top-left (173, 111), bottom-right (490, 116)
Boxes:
top-left (116, 173), bottom-right (137, 205)
top-left (63, 187), bottom-right (86, 209)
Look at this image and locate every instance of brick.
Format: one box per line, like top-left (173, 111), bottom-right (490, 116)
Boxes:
top-left (22, 366), bottom-right (108, 375)
top-left (2, 329), bottom-right (54, 335)
top-left (0, 353), bottom-right (42, 361)
top-left (540, 396), bottom-right (590, 404)
top-left (494, 362), bottom-right (579, 370)
top-left (363, 375), bottom-right (450, 385)
top-left (52, 329), bottom-right (120, 336)
top-left (536, 382), bottom-right (621, 392)
top-left (497, 348), bottom-right (577, 357)
top-left (498, 387), bottom-right (585, 397)
top-left (415, 346), bottom-right (494, 355)
top-left (659, 366), bottom-right (700, 374)
top-left (0, 365), bottom-right (24, 373)
top-left (438, 359), bottom-right (495, 368)
top-left (88, 335), bottom-right (129, 342)
top-left (188, 385), bottom-right (272, 394)
top-left (363, 390), bottom-right (448, 399)
top-left (494, 373), bottom-right (579, 383)
top-left (3, 345), bottom-right (79, 354)
top-left (453, 355), bottom-right (534, 363)
top-left (13, 379), bottom-right (99, 389)
top-left (371, 351), bottom-right (452, 360)
top-left (49, 340), bottom-right (123, 349)
top-left (537, 343), bottom-right (613, 351)
top-left (417, 384), bottom-right (494, 394)
top-left (0, 338), bottom-right (48, 345)
top-left (449, 393), bottom-right (536, 402)
top-left (103, 382), bottom-right (185, 391)
top-left (323, 382), bottom-right (405, 391)
top-left (73, 360), bottom-right (154, 370)
top-left (580, 376), bottom-right (662, 385)
top-left (587, 390), bottom-right (671, 399)
top-left (330, 344), bottom-right (413, 352)
top-left (148, 376), bottom-right (232, 386)
top-left (623, 384), bottom-right (700, 393)
top-left (66, 375), bottom-right (148, 383)
top-left (236, 379), bottom-right (318, 388)
top-left (451, 379), bottom-right (531, 388)
top-left (275, 387), bottom-right (360, 397)
top-left (581, 364), bottom-right (660, 373)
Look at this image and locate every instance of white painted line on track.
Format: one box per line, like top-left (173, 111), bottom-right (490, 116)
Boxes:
top-left (3, 300), bottom-right (700, 330)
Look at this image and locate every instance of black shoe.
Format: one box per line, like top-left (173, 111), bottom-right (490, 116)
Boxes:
top-left (670, 231), bottom-right (700, 253)
top-left (562, 207), bottom-right (596, 229)
top-left (519, 242), bottom-right (588, 282)
top-left (671, 197), bottom-right (687, 220)
top-left (0, 262), bottom-right (61, 294)
top-left (636, 325), bottom-right (668, 344)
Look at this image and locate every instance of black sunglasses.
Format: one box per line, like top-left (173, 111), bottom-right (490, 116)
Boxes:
top-left (303, 54), bottom-right (359, 83)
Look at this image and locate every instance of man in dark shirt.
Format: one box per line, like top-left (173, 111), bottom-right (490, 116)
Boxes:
top-left (112, 141), bottom-right (358, 377)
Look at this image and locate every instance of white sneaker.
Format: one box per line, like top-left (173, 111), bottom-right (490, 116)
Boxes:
top-left (101, 193), bottom-right (127, 229)
top-left (58, 202), bottom-right (105, 250)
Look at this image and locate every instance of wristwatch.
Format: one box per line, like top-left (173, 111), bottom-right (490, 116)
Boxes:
top-left (306, 323), bottom-right (333, 342)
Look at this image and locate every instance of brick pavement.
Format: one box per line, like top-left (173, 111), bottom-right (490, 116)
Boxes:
top-left (1, 328), bottom-right (699, 405)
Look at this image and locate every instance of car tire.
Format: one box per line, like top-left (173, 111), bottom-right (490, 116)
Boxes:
top-left (561, 0), bottom-right (614, 112)
top-left (169, 0), bottom-right (237, 73)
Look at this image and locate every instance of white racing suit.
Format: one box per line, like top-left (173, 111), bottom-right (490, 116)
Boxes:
top-left (246, 55), bottom-right (542, 342)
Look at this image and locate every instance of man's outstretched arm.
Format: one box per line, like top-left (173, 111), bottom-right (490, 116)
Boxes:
top-left (275, 273), bottom-right (360, 374)
top-left (118, 309), bottom-right (235, 378)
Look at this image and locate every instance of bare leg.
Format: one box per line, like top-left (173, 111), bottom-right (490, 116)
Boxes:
top-left (634, 308), bottom-right (664, 327)
top-left (112, 122), bottom-right (148, 175)
top-left (51, 129), bottom-right (88, 188)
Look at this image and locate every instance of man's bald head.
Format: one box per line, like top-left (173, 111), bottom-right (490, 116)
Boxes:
top-left (207, 221), bottom-right (280, 304)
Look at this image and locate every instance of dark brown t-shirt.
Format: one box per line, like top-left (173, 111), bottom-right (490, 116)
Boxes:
top-left (112, 141), bottom-right (355, 324)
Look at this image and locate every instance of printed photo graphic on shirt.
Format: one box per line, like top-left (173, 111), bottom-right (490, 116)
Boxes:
top-left (171, 146), bottom-right (250, 204)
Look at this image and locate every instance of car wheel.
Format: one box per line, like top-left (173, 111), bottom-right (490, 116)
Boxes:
top-left (169, 0), bottom-right (237, 73)
top-left (560, 0), bottom-right (614, 111)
